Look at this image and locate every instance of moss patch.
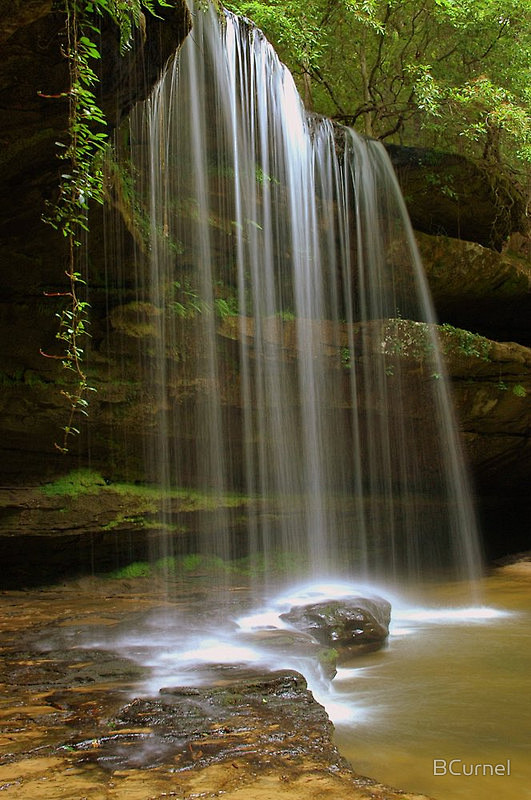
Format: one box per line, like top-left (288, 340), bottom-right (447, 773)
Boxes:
top-left (41, 468), bottom-right (108, 497)
top-left (40, 469), bottom-right (246, 511)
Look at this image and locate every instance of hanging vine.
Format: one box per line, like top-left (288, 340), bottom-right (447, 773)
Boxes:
top-left (41, 0), bottom-right (171, 453)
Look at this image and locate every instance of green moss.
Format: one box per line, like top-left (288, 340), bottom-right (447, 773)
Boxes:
top-left (178, 553), bottom-right (233, 573)
top-left (230, 550), bottom-right (304, 577)
top-left (41, 470), bottom-right (246, 511)
top-left (105, 553), bottom-right (231, 581)
top-left (278, 309), bottom-right (296, 322)
top-left (101, 514), bottom-right (146, 530)
top-left (317, 647), bottom-right (339, 678)
top-left (180, 553), bottom-right (203, 572)
top-left (41, 469), bottom-right (107, 497)
top-left (103, 548), bottom-right (308, 582)
top-left (153, 556), bottom-right (178, 572)
top-left (108, 561), bottom-right (151, 579)
top-left (109, 302), bottom-right (162, 338)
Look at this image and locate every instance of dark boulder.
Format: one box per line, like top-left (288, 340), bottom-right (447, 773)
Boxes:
top-left (280, 596), bottom-right (391, 654)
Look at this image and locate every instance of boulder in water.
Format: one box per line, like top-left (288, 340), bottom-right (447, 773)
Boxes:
top-left (280, 595), bottom-right (391, 655)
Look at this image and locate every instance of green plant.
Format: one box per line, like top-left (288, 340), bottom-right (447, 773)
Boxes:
top-left (278, 309), bottom-right (296, 322)
top-left (440, 323), bottom-right (491, 361)
top-left (255, 165), bottom-right (280, 185)
top-left (170, 279), bottom-right (209, 317)
top-left (42, 0), bottom-right (172, 452)
top-left (381, 319), bottom-right (434, 362)
top-left (214, 297), bottom-right (239, 318)
top-left (227, 0), bottom-right (531, 170)
top-left (340, 346), bottom-right (352, 369)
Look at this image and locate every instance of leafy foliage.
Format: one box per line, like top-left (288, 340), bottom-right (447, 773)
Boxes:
top-left (43, 0), bottom-right (172, 452)
top-left (226, 0), bottom-right (531, 170)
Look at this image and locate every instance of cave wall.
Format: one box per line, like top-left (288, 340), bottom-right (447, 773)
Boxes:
top-left (0, 0), bottom-right (191, 477)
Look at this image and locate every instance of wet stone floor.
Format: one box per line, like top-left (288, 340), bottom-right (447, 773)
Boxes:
top-left (0, 579), bottom-right (431, 800)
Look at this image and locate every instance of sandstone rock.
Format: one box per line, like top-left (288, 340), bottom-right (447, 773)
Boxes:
top-left (494, 551), bottom-right (531, 578)
top-left (101, 670), bottom-right (337, 771)
top-left (416, 231), bottom-right (531, 346)
top-left (442, 335), bottom-right (531, 486)
top-left (385, 144), bottom-right (528, 250)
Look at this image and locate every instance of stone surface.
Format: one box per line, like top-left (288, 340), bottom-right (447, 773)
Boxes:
top-left (494, 551), bottom-right (531, 578)
top-left (441, 334), bottom-right (531, 489)
top-left (280, 596), bottom-right (391, 655)
top-left (385, 143), bottom-right (528, 250)
top-left (102, 670), bottom-right (335, 771)
top-left (417, 231), bottom-right (531, 346)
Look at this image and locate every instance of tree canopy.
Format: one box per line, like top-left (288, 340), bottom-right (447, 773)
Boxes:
top-left (226, 0), bottom-right (531, 172)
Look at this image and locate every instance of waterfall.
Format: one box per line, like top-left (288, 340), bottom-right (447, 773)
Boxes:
top-left (118, 1), bottom-right (482, 590)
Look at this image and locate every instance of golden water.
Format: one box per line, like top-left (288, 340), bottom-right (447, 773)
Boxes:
top-left (334, 569), bottom-right (531, 799)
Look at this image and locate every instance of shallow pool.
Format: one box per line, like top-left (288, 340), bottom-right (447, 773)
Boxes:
top-left (332, 571), bottom-right (531, 799)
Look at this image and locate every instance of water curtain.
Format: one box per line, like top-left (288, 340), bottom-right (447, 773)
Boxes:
top-left (122, 1), bottom-right (481, 587)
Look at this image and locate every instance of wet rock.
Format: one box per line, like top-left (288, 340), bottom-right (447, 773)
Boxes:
top-left (238, 627), bottom-right (339, 679)
top-left (494, 551), bottom-right (531, 578)
top-left (0, 583), bottom-right (436, 800)
top-left (280, 596), bottom-right (391, 655)
top-left (83, 669), bottom-right (339, 772)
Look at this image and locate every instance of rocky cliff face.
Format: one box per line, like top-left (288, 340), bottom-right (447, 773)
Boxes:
top-left (385, 144), bottom-right (528, 251)
top-left (0, 2), bottom-right (529, 562)
top-left (0, 0), bottom-right (191, 475)
top-left (418, 232), bottom-right (531, 347)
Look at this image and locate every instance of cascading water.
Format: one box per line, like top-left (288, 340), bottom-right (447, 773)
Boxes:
top-left (120, 0), bottom-right (482, 590)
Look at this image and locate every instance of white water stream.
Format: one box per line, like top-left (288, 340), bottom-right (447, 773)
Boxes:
top-left (122, 1), bottom-right (482, 586)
